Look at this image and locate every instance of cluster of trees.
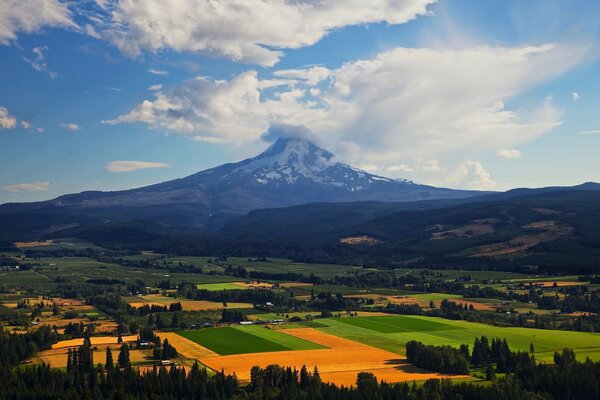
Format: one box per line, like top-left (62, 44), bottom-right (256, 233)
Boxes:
top-left (152, 338), bottom-right (177, 360)
top-left (132, 302), bottom-right (182, 316)
top-left (221, 309), bottom-right (246, 323)
top-left (405, 340), bottom-right (470, 374)
top-left (406, 335), bottom-right (537, 379)
top-left (0, 325), bottom-right (57, 365)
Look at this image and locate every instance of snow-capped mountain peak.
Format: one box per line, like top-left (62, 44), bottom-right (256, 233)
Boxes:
top-left (229, 137), bottom-right (401, 190)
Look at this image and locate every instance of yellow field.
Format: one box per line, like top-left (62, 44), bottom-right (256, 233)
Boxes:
top-left (52, 335), bottom-right (138, 349)
top-left (232, 281), bottom-right (273, 289)
top-left (189, 328), bottom-right (467, 386)
top-left (156, 332), bottom-right (217, 359)
top-left (39, 345), bottom-right (150, 368)
top-left (277, 282), bottom-right (313, 288)
top-left (128, 296), bottom-right (252, 311)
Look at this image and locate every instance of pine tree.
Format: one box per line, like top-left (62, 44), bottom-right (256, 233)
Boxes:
top-left (105, 347), bottom-right (114, 370)
top-left (118, 343), bottom-right (130, 368)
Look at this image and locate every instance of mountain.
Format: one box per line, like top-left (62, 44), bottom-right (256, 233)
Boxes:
top-left (220, 187), bottom-right (600, 272)
top-left (0, 137), bottom-right (482, 241)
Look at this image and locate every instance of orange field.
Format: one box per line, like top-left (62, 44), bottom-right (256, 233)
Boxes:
top-left (538, 281), bottom-right (585, 287)
top-left (14, 240), bottom-right (54, 248)
top-left (195, 328), bottom-right (467, 386)
top-left (38, 345), bottom-right (150, 368)
top-left (129, 299), bottom-right (252, 311)
top-left (52, 335), bottom-right (138, 349)
top-left (156, 332), bottom-right (217, 359)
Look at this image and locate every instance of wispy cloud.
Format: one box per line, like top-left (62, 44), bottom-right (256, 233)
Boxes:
top-left (4, 182), bottom-right (51, 192)
top-left (148, 84), bottom-right (162, 91)
top-left (579, 130), bottom-right (600, 135)
top-left (60, 122), bottom-right (80, 131)
top-left (23, 46), bottom-right (57, 78)
top-left (106, 160), bottom-right (171, 172)
top-left (104, 86), bottom-right (123, 93)
top-left (496, 148), bottom-right (523, 159)
top-left (572, 91), bottom-right (580, 101)
top-left (148, 68), bottom-right (169, 76)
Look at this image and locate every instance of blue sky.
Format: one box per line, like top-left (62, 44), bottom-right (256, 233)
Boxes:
top-left (0, 0), bottom-right (599, 204)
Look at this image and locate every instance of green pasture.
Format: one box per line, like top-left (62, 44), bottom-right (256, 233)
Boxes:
top-left (178, 325), bottom-right (323, 355)
top-left (196, 282), bottom-right (243, 291)
top-left (315, 315), bottom-right (600, 363)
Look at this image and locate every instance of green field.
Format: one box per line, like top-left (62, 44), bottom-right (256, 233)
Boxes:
top-left (178, 326), bottom-right (325, 355)
top-left (407, 293), bottom-right (463, 301)
top-left (315, 315), bottom-right (600, 362)
top-left (336, 315), bottom-right (463, 333)
top-left (196, 282), bottom-right (243, 291)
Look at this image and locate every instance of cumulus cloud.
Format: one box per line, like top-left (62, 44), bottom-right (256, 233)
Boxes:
top-left (572, 91), bottom-right (580, 101)
top-left (3, 182), bottom-right (51, 192)
top-left (60, 122), bottom-right (80, 131)
top-left (0, 0), bottom-right (77, 45)
top-left (106, 160), bottom-right (171, 172)
top-left (448, 161), bottom-right (496, 190)
top-left (496, 148), bottom-right (523, 159)
top-left (106, 42), bottom-right (587, 188)
top-left (103, 71), bottom-right (344, 143)
top-left (96, 0), bottom-right (435, 66)
top-left (0, 106), bottom-right (17, 129)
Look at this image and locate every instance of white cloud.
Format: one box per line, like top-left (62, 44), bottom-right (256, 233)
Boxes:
top-left (387, 164), bottom-right (413, 172)
top-left (103, 71), bottom-right (344, 143)
top-left (148, 84), bottom-right (162, 91)
top-left (0, 106), bottom-right (17, 129)
top-left (580, 130), bottom-right (600, 135)
top-left (3, 182), bottom-right (51, 192)
top-left (23, 46), bottom-right (57, 77)
top-left (447, 161), bottom-right (496, 190)
top-left (20, 121), bottom-right (31, 129)
top-left (148, 68), bottom-right (169, 76)
top-left (274, 66), bottom-right (331, 86)
top-left (106, 160), bottom-right (171, 172)
top-left (572, 91), bottom-right (580, 101)
top-left (98, 0), bottom-right (435, 66)
top-left (0, 0), bottom-right (77, 45)
top-left (106, 42), bottom-right (587, 187)
top-left (60, 122), bottom-right (80, 131)
top-left (422, 160), bottom-right (442, 172)
top-left (496, 148), bottom-right (523, 159)
top-left (36, 127), bottom-right (45, 133)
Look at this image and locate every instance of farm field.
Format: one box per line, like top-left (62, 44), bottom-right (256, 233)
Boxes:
top-left (196, 282), bottom-right (245, 291)
top-left (178, 326), bottom-right (324, 355)
top-left (38, 345), bottom-right (151, 368)
top-left (126, 294), bottom-right (253, 310)
top-left (174, 326), bottom-right (467, 386)
top-left (52, 335), bottom-right (138, 349)
top-left (313, 315), bottom-right (600, 362)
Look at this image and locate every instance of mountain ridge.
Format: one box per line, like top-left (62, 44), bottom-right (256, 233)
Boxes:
top-left (0, 136), bottom-right (482, 240)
